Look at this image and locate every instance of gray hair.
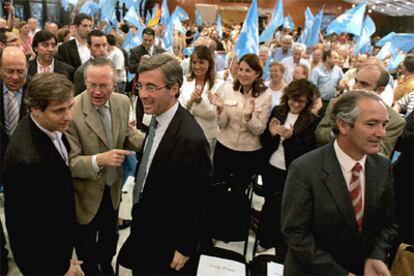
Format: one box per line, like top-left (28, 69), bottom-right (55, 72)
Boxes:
top-left (138, 53), bottom-right (183, 89)
top-left (259, 45), bottom-right (271, 57)
top-left (84, 57), bottom-right (118, 83)
top-left (281, 35), bottom-right (293, 43)
top-left (25, 73), bottom-right (74, 111)
top-left (331, 90), bottom-right (384, 135)
top-left (292, 42), bottom-right (306, 54)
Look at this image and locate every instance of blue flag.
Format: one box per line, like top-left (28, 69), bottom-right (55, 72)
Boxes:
top-left (174, 6), bottom-right (189, 21)
top-left (327, 0), bottom-right (367, 36)
top-left (152, 4), bottom-right (159, 17)
top-left (354, 15), bottom-right (375, 54)
top-left (62, 0), bottom-right (69, 11)
top-left (162, 17), bottom-right (174, 53)
top-left (376, 41), bottom-right (398, 60)
top-left (99, 0), bottom-right (115, 22)
top-left (171, 12), bottom-right (186, 35)
top-left (376, 32), bottom-right (396, 46)
top-left (145, 10), bottom-right (151, 24)
top-left (216, 15), bottom-right (223, 39)
top-left (259, 0), bottom-right (284, 43)
top-left (387, 52), bottom-right (405, 71)
top-left (123, 6), bottom-right (143, 29)
top-left (305, 8), bottom-right (323, 47)
top-left (283, 15), bottom-right (294, 30)
top-left (263, 56), bottom-right (273, 81)
top-left (195, 9), bottom-right (203, 27)
top-left (297, 7), bottom-right (314, 44)
top-left (183, 47), bottom-right (194, 57)
top-left (80, 1), bottom-right (99, 17)
top-left (160, 0), bottom-right (170, 26)
top-left (140, 0), bottom-right (146, 17)
top-left (234, 0), bottom-right (259, 58)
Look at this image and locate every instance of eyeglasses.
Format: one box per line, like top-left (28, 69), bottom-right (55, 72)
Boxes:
top-left (136, 83), bottom-right (167, 93)
top-left (86, 82), bottom-right (113, 90)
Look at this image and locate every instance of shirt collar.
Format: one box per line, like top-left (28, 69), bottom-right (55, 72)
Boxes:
top-left (30, 113), bottom-right (62, 141)
top-left (95, 101), bottom-right (110, 110)
top-left (3, 83), bottom-right (23, 95)
top-left (37, 57), bottom-right (55, 72)
top-left (155, 101), bottom-right (178, 128)
top-left (334, 140), bottom-right (366, 174)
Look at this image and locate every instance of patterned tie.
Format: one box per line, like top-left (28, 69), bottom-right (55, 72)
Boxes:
top-left (6, 90), bottom-right (19, 136)
top-left (350, 162), bottom-right (363, 232)
top-left (133, 116), bottom-right (157, 204)
top-left (97, 106), bottom-right (117, 185)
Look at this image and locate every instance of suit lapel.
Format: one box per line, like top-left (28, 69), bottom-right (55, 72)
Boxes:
top-left (70, 40), bottom-right (82, 67)
top-left (361, 156), bottom-right (381, 234)
top-left (82, 92), bottom-right (110, 148)
top-left (322, 144), bottom-right (360, 237)
top-left (144, 105), bottom-right (183, 190)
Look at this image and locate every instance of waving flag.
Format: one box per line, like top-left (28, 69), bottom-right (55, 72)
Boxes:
top-left (387, 52), bottom-right (406, 71)
top-left (283, 15), bottom-right (294, 30)
top-left (123, 6), bottom-right (143, 29)
top-left (80, 0), bottom-right (99, 17)
top-left (162, 17), bottom-right (174, 53)
top-left (99, 0), bottom-right (115, 22)
top-left (297, 7), bottom-right (314, 44)
top-left (140, 0), bottom-right (146, 17)
top-left (195, 9), bottom-right (203, 27)
top-left (160, 0), bottom-right (170, 25)
top-left (62, 0), bottom-right (69, 11)
top-left (216, 15), bottom-right (223, 39)
top-left (354, 15), bottom-right (375, 54)
top-left (376, 41), bottom-right (398, 60)
top-left (147, 4), bottom-right (161, 27)
top-left (305, 8), bottom-right (323, 47)
top-left (376, 32), bottom-right (396, 46)
top-left (174, 6), bottom-right (189, 21)
top-left (259, 0), bottom-right (284, 43)
top-left (171, 12), bottom-right (186, 35)
top-left (327, 0), bottom-right (367, 36)
top-left (234, 0), bottom-right (259, 58)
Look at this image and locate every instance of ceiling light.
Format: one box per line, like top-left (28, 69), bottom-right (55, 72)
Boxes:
top-left (381, 8), bottom-right (385, 12)
top-left (368, 9), bottom-right (372, 13)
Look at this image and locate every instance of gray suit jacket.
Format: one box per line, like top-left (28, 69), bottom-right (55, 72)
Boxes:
top-left (281, 143), bottom-right (398, 275)
top-left (65, 91), bottom-right (144, 224)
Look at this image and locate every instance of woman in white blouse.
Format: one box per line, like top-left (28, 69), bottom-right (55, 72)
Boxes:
top-left (179, 45), bottom-right (224, 156)
top-left (209, 54), bottom-right (271, 191)
top-left (266, 61), bottom-right (286, 109)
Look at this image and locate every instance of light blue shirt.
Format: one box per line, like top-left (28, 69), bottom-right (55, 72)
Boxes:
top-left (310, 64), bottom-right (343, 101)
top-left (272, 47), bottom-right (292, 62)
top-left (3, 83), bottom-right (23, 118)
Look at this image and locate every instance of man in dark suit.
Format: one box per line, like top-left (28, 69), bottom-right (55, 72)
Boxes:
top-left (119, 54), bottom-right (211, 275)
top-left (1, 47), bottom-right (28, 177)
top-left (128, 27), bottom-right (165, 74)
top-left (57, 13), bottom-right (92, 70)
top-left (3, 73), bottom-right (82, 275)
top-left (281, 90), bottom-right (398, 275)
top-left (28, 30), bottom-right (74, 81)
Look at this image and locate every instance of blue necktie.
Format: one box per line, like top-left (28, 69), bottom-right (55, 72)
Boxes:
top-left (133, 116), bottom-right (157, 204)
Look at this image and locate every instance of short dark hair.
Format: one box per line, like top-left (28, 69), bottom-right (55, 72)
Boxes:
top-left (87, 29), bottom-right (106, 46)
top-left (403, 55), bottom-right (414, 73)
top-left (106, 33), bottom-right (117, 46)
top-left (323, 49), bottom-right (336, 62)
top-left (142, 27), bottom-right (155, 37)
top-left (188, 45), bottom-right (216, 89)
top-left (32, 30), bottom-right (57, 54)
top-left (73, 13), bottom-right (92, 26)
top-left (280, 79), bottom-right (319, 115)
top-left (25, 73), bottom-right (74, 111)
top-left (233, 53), bottom-right (267, 97)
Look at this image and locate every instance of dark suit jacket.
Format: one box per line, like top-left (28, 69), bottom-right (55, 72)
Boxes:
top-left (260, 106), bottom-right (320, 168)
top-left (28, 59), bottom-right (75, 81)
top-left (0, 81), bottom-right (27, 183)
top-left (128, 44), bottom-right (165, 73)
top-left (119, 104), bottom-right (212, 271)
top-left (57, 39), bottom-right (82, 70)
top-left (73, 60), bottom-right (88, 95)
top-left (3, 115), bottom-right (76, 275)
top-left (281, 143), bottom-right (398, 275)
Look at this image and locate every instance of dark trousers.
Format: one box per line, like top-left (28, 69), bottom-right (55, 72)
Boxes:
top-left (0, 219), bottom-right (8, 276)
top-left (213, 142), bottom-right (262, 192)
top-left (75, 186), bottom-right (118, 275)
top-left (131, 253), bottom-right (198, 276)
top-left (258, 163), bottom-right (287, 259)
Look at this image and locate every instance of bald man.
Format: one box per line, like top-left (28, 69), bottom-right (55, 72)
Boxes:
top-left (1, 47), bottom-right (29, 175)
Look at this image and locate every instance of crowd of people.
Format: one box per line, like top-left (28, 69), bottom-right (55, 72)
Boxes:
top-left (0, 3), bottom-right (413, 276)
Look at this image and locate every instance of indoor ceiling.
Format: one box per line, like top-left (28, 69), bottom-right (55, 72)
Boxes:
top-left (342, 0), bottom-right (414, 16)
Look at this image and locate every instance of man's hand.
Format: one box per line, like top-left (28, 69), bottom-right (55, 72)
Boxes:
top-left (64, 259), bottom-right (83, 276)
top-left (96, 149), bottom-right (133, 167)
top-left (364, 258), bottom-right (391, 276)
top-left (170, 250), bottom-right (189, 271)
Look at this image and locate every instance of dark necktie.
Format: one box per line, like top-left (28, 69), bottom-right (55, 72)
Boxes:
top-left (133, 116), bottom-right (157, 204)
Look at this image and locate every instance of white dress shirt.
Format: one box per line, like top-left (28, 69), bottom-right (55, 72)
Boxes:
top-left (333, 140), bottom-right (367, 207)
top-left (282, 56), bottom-right (311, 84)
top-left (37, 58), bottom-right (55, 73)
top-left (76, 38), bottom-right (91, 64)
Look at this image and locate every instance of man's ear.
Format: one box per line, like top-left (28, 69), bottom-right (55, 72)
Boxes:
top-left (170, 83), bottom-right (180, 98)
top-left (336, 118), bottom-right (351, 135)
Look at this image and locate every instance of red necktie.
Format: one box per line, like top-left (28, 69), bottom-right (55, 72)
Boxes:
top-left (350, 162), bottom-right (363, 231)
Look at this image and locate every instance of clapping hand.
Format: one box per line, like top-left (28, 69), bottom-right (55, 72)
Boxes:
top-left (277, 124), bottom-right (293, 139)
top-left (268, 118), bottom-right (281, 136)
top-left (208, 91), bottom-right (224, 114)
top-left (191, 86), bottom-right (203, 104)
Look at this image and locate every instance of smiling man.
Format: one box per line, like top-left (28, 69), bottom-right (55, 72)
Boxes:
top-left (119, 53), bottom-right (211, 275)
top-left (28, 30), bottom-right (74, 81)
top-left (66, 57), bottom-right (144, 275)
top-left (281, 90), bottom-right (398, 275)
top-left (4, 73), bottom-right (82, 275)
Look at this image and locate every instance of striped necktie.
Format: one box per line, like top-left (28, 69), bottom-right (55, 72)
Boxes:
top-left (6, 90), bottom-right (19, 136)
top-left (350, 162), bottom-right (363, 232)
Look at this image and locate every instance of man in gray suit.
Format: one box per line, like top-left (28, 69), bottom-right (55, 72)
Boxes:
top-left (281, 91), bottom-right (398, 275)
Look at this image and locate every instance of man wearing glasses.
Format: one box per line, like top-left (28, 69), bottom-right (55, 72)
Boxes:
top-left (66, 57), bottom-right (144, 275)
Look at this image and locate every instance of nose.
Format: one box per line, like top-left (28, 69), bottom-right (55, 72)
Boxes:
top-left (376, 124), bottom-right (386, 138)
top-left (64, 108), bottom-right (73, 121)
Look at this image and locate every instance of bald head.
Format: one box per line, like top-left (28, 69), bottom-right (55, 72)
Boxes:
top-left (1, 47), bottom-right (28, 91)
